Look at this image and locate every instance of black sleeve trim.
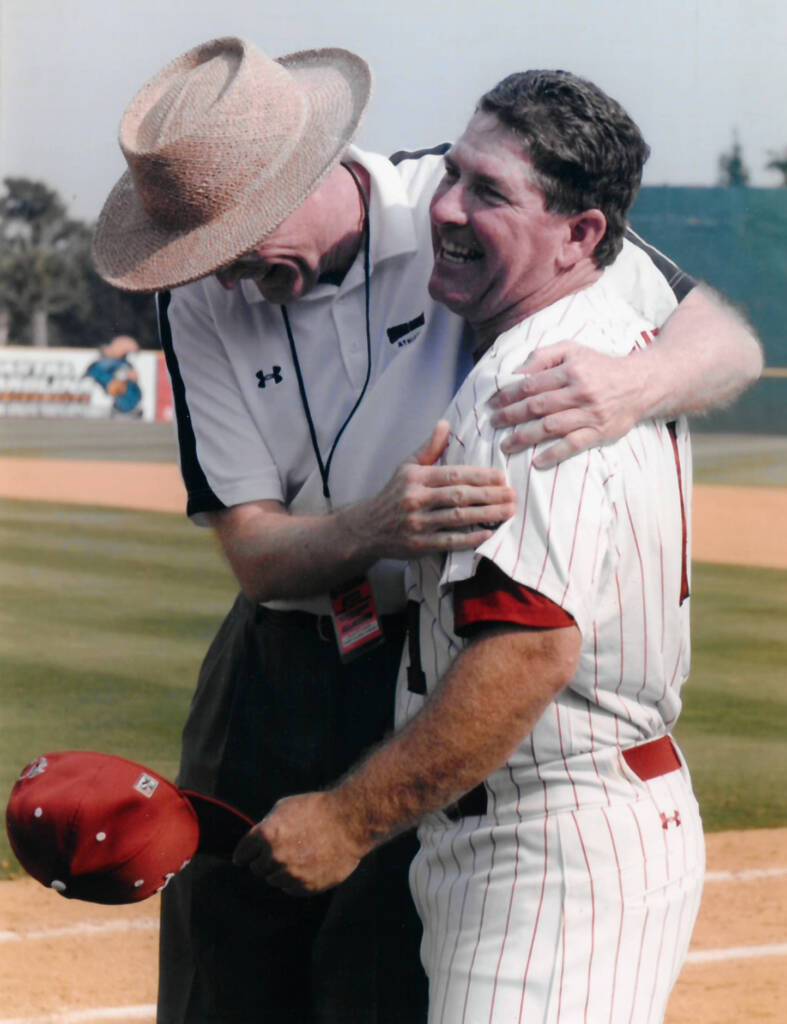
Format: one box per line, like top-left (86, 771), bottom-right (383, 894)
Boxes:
top-left (389, 142), bottom-right (451, 166)
top-left (156, 290), bottom-right (226, 518)
top-left (624, 227), bottom-right (697, 303)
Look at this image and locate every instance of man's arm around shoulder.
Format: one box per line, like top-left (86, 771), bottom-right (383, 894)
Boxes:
top-left (490, 283), bottom-right (763, 467)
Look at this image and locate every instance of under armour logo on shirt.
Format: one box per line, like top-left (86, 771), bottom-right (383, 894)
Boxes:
top-left (660, 810), bottom-right (681, 830)
top-left (256, 367), bottom-right (283, 388)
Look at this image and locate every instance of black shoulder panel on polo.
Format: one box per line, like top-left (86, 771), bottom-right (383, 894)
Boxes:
top-left (389, 142), bottom-right (451, 166)
top-left (156, 290), bottom-right (226, 518)
top-left (624, 227), bottom-right (697, 303)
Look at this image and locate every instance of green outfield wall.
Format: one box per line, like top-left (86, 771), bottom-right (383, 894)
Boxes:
top-left (630, 187), bottom-right (787, 435)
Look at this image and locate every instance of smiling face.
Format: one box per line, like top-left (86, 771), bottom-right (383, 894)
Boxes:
top-left (428, 111), bottom-right (580, 345)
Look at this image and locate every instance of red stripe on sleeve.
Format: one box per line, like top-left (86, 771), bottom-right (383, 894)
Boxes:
top-left (453, 558), bottom-right (575, 638)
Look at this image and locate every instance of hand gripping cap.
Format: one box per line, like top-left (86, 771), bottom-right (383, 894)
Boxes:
top-left (5, 751), bottom-right (253, 904)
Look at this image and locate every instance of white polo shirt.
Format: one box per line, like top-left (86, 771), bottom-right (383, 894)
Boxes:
top-left (160, 145), bottom-right (688, 614)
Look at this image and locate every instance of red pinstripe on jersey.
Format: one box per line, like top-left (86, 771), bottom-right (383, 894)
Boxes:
top-left (517, 748), bottom-right (551, 1021)
top-left (488, 798), bottom-right (520, 1021)
top-left (572, 811), bottom-right (597, 1022)
top-left (627, 804), bottom-right (650, 1024)
top-left (667, 421), bottom-right (690, 603)
top-left (602, 805), bottom-right (626, 1020)
top-left (460, 828), bottom-right (494, 1023)
top-left (560, 453), bottom-right (592, 604)
top-left (534, 463), bottom-right (561, 590)
top-left (622, 486), bottom-right (649, 701)
top-left (613, 566), bottom-right (629, 708)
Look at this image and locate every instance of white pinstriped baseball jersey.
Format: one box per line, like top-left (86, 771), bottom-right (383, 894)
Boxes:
top-left (396, 274), bottom-right (705, 1024)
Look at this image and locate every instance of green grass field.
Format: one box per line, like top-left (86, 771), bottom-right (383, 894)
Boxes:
top-left (0, 499), bottom-right (237, 875)
top-left (674, 562), bottom-right (787, 831)
top-left (1, 496), bottom-right (786, 874)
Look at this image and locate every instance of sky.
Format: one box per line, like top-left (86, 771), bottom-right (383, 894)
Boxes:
top-left (0, 0), bottom-right (785, 222)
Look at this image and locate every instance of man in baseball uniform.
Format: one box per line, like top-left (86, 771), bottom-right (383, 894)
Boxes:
top-left (236, 69), bottom-right (706, 1023)
top-left (93, 39), bottom-right (759, 1024)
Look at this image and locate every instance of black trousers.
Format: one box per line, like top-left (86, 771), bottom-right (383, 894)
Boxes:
top-left (157, 593), bottom-right (427, 1024)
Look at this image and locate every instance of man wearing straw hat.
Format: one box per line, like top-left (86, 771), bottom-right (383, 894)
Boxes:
top-left (92, 37), bottom-right (760, 1024)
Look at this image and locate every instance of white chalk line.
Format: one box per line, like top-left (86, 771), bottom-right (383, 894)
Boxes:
top-left (0, 1008), bottom-right (155, 1024)
top-left (686, 943), bottom-right (787, 964)
top-left (704, 866), bottom-right (787, 883)
top-left (0, 919), bottom-right (157, 943)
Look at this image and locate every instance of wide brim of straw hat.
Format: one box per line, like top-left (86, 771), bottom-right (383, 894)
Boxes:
top-left (92, 45), bottom-right (371, 293)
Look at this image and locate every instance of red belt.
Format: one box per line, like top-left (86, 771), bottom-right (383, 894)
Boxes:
top-left (622, 735), bottom-right (681, 781)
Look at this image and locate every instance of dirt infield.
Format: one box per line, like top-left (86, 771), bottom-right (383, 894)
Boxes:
top-left (0, 457), bottom-right (186, 514)
top-left (2, 457), bottom-right (787, 569)
top-left (1, 827), bottom-right (785, 1023)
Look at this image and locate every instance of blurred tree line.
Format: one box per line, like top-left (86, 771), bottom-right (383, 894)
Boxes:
top-left (0, 177), bottom-right (157, 349)
top-left (2, 155), bottom-right (785, 348)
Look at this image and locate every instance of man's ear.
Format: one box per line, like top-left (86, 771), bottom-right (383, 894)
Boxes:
top-left (559, 209), bottom-right (607, 267)
top-left (571, 209), bottom-right (607, 252)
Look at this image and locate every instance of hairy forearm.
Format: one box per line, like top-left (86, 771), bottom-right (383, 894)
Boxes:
top-left (211, 501), bottom-right (379, 603)
top-left (636, 284), bottom-right (763, 421)
top-left (332, 626), bottom-right (580, 853)
top-left (232, 623), bottom-right (581, 893)
top-left (210, 423), bottom-right (515, 603)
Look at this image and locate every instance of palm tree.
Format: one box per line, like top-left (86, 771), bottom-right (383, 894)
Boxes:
top-left (718, 134), bottom-right (750, 188)
top-left (765, 149), bottom-right (787, 187)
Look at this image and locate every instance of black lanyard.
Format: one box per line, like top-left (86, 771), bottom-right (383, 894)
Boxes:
top-left (280, 163), bottom-right (372, 503)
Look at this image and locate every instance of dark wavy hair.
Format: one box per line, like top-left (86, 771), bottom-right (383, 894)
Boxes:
top-left (478, 70), bottom-right (650, 268)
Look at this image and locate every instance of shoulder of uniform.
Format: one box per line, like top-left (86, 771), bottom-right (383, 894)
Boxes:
top-left (623, 227), bottom-right (697, 301)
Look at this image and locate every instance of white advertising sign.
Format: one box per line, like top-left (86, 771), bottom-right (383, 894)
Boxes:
top-left (0, 346), bottom-right (172, 422)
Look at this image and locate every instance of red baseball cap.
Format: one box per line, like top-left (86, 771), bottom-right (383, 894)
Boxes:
top-left (5, 751), bottom-right (254, 905)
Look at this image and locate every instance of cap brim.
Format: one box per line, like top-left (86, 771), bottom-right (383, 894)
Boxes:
top-left (182, 790), bottom-right (255, 859)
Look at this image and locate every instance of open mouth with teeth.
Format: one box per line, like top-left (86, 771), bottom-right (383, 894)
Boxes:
top-left (436, 239), bottom-right (483, 264)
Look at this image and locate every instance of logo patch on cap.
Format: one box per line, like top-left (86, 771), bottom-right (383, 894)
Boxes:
top-left (134, 773), bottom-right (159, 799)
top-left (19, 756), bottom-right (48, 781)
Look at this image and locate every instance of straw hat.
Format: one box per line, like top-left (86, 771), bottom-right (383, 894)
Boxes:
top-left (92, 37), bottom-right (371, 292)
